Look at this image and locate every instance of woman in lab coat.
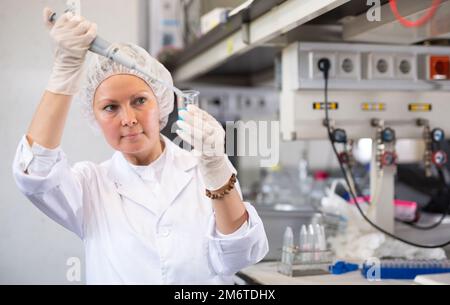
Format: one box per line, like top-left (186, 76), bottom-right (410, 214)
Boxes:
top-left (12, 9), bottom-right (268, 284)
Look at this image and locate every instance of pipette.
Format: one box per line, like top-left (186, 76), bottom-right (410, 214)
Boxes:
top-left (47, 11), bottom-right (191, 102)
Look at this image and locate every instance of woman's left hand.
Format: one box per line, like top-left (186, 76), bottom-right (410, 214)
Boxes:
top-left (176, 105), bottom-right (235, 191)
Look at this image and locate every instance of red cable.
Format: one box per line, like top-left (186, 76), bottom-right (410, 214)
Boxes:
top-left (389, 0), bottom-right (442, 28)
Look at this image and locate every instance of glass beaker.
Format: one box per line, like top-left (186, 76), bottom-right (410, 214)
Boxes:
top-left (177, 90), bottom-right (200, 112)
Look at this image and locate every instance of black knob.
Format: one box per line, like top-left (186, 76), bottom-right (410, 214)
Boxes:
top-left (332, 129), bottom-right (347, 144)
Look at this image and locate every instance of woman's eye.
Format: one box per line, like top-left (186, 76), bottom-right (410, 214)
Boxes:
top-left (134, 97), bottom-right (147, 105)
top-left (103, 105), bottom-right (117, 112)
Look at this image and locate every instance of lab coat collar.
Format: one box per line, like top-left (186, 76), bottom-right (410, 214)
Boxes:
top-left (107, 134), bottom-right (198, 215)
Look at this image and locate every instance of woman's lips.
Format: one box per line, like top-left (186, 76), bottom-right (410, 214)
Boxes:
top-left (123, 132), bottom-right (143, 139)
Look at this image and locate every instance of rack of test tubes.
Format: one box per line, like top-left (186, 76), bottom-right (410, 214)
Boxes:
top-left (277, 224), bottom-right (333, 277)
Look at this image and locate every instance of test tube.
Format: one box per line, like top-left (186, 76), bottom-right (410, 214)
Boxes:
top-left (282, 226), bottom-right (294, 265)
top-left (177, 90), bottom-right (200, 113)
top-left (299, 225), bottom-right (308, 263)
top-left (315, 224), bottom-right (326, 261)
top-left (319, 225), bottom-right (327, 250)
top-left (308, 224), bottom-right (315, 263)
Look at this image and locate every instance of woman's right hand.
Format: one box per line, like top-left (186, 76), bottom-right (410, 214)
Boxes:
top-left (43, 7), bottom-right (97, 95)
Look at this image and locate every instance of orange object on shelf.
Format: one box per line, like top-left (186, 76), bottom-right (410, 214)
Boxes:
top-left (429, 55), bottom-right (450, 80)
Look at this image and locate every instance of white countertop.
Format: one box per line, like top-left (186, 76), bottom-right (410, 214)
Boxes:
top-left (238, 261), bottom-right (414, 285)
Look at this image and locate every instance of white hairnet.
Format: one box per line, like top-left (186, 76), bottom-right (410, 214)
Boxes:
top-left (79, 42), bottom-right (174, 131)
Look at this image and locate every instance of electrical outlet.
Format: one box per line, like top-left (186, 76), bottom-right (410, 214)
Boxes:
top-left (309, 51), bottom-right (336, 79)
top-left (367, 53), bottom-right (395, 79)
top-left (427, 55), bottom-right (450, 80)
top-left (337, 52), bottom-right (361, 79)
top-left (394, 54), bottom-right (416, 80)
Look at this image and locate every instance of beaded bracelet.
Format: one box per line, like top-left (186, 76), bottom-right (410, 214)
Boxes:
top-left (205, 174), bottom-right (237, 200)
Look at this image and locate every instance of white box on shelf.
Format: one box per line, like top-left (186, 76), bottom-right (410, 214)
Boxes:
top-left (200, 7), bottom-right (230, 35)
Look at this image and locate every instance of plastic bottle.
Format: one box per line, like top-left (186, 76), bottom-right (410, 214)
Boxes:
top-left (309, 171), bottom-right (329, 209)
top-left (297, 150), bottom-right (312, 205)
top-left (259, 164), bottom-right (296, 206)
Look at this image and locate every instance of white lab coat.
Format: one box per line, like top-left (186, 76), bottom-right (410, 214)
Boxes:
top-left (12, 134), bottom-right (268, 284)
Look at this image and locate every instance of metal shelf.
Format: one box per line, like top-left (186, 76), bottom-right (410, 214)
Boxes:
top-left (171, 0), bottom-right (350, 84)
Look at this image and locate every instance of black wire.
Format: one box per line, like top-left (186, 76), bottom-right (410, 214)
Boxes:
top-left (321, 65), bottom-right (450, 248)
top-left (341, 121), bottom-right (450, 230)
top-left (400, 168), bottom-right (450, 230)
top-left (401, 208), bottom-right (448, 230)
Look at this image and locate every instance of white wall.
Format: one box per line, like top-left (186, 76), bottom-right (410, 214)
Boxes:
top-left (0, 0), bottom-right (146, 284)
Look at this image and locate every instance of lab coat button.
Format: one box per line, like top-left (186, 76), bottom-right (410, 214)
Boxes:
top-left (159, 227), bottom-right (171, 237)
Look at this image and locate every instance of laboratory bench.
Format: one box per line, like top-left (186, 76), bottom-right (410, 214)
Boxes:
top-left (235, 261), bottom-right (450, 285)
top-left (236, 212), bottom-right (450, 285)
top-left (254, 201), bottom-right (450, 262)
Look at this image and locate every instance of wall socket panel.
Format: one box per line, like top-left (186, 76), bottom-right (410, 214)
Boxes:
top-left (337, 52), bottom-right (361, 79)
top-left (309, 51), bottom-right (337, 79)
top-left (292, 42), bottom-right (450, 90)
top-left (366, 52), bottom-right (395, 80)
top-left (394, 54), bottom-right (416, 80)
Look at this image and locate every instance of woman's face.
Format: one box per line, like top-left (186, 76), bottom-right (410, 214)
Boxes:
top-left (93, 74), bottom-right (162, 164)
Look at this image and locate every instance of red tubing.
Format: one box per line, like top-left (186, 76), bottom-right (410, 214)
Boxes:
top-left (388, 0), bottom-right (442, 28)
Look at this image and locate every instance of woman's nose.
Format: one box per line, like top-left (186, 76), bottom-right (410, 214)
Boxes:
top-left (121, 107), bottom-right (137, 126)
